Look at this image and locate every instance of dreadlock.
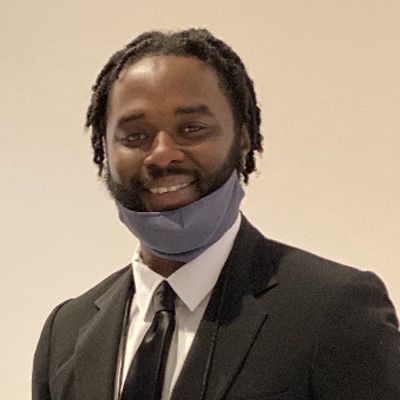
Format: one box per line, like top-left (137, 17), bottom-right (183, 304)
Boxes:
top-left (85, 28), bottom-right (263, 184)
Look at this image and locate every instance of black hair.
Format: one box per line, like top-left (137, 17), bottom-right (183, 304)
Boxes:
top-left (85, 28), bottom-right (263, 183)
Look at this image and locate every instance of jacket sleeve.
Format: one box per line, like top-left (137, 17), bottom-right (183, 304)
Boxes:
top-left (32, 301), bottom-right (70, 400)
top-left (311, 271), bottom-right (400, 399)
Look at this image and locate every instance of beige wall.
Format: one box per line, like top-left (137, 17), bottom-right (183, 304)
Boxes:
top-left (1, 1), bottom-right (399, 398)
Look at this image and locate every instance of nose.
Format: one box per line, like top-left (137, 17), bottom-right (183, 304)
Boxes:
top-left (144, 131), bottom-right (184, 169)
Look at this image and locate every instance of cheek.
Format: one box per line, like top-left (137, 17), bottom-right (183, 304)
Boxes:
top-left (200, 137), bottom-right (234, 169)
top-left (107, 144), bottom-right (142, 186)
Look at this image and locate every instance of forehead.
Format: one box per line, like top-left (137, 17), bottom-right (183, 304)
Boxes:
top-left (107, 55), bottom-right (231, 114)
top-left (117, 54), bottom-right (221, 86)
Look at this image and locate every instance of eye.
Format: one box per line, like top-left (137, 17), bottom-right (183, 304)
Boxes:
top-left (178, 122), bottom-right (215, 143)
top-left (182, 124), bottom-right (205, 134)
top-left (121, 132), bottom-right (148, 146)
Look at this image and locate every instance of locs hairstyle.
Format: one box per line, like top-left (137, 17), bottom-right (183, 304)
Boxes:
top-left (85, 28), bottom-right (263, 184)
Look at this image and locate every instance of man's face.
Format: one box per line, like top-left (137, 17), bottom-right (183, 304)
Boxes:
top-left (105, 55), bottom-right (249, 212)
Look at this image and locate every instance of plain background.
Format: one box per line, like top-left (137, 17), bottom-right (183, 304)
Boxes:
top-left (1, 1), bottom-right (399, 398)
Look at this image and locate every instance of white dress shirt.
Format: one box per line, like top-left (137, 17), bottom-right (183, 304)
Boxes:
top-left (115, 214), bottom-right (241, 400)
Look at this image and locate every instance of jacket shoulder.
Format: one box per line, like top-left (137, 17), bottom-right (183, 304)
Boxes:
top-left (50, 264), bottom-right (132, 329)
top-left (238, 216), bottom-right (367, 290)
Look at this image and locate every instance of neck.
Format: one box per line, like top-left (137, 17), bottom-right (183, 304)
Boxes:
top-left (141, 245), bottom-right (185, 277)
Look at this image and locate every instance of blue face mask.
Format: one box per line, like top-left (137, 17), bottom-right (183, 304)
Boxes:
top-left (116, 171), bottom-right (244, 262)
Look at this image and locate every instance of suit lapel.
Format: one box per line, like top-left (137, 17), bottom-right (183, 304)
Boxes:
top-left (74, 267), bottom-right (133, 400)
top-left (172, 218), bottom-right (282, 400)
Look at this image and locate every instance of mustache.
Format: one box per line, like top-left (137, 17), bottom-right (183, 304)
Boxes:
top-left (120, 165), bottom-right (202, 195)
top-left (145, 164), bottom-right (200, 180)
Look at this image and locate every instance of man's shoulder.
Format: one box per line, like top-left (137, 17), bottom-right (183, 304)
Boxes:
top-left (52, 265), bottom-right (132, 322)
top-left (69, 264), bottom-right (131, 302)
top-left (239, 217), bottom-right (380, 293)
top-left (275, 241), bottom-right (363, 284)
top-left (41, 265), bottom-right (132, 349)
top-left (239, 219), bottom-right (396, 325)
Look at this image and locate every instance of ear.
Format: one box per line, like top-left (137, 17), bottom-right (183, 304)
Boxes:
top-left (240, 125), bottom-right (251, 157)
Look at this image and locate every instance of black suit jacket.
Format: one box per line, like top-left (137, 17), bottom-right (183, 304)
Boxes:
top-left (33, 218), bottom-right (400, 399)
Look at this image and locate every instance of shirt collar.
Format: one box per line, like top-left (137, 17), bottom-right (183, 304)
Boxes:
top-left (132, 214), bottom-right (241, 316)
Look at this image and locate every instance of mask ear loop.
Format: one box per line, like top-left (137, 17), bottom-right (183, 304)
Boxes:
top-left (198, 266), bottom-right (230, 400)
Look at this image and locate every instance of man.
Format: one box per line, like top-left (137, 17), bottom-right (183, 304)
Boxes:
top-left (33, 29), bottom-right (400, 399)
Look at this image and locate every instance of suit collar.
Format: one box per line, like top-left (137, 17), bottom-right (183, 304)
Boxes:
top-left (172, 217), bottom-right (283, 400)
top-left (74, 267), bottom-right (133, 400)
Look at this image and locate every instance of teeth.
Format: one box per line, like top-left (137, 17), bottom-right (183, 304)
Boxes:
top-left (150, 183), bottom-right (190, 194)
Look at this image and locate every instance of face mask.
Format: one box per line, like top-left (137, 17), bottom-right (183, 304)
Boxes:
top-left (116, 171), bottom-right (244, 262)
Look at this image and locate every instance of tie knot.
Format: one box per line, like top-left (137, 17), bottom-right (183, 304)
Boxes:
top-left (153, 281), bottom-right (176, 312)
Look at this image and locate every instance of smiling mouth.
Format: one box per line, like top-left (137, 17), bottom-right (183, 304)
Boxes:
top-left (149, 182), bottom-right (191, 194)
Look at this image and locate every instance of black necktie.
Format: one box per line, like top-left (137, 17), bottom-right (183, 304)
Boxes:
top-left (121, 281), bottom-right (176, 400)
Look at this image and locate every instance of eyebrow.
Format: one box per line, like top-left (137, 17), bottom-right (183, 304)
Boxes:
top-left (174, 104), bottom-right (214, 117)
top-left (117, 112), bottom-right (145, 126)
top-left (116, 104), bottom-right (215, 127)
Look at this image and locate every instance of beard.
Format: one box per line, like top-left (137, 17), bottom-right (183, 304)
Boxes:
top-left (104, 133), bottom-right (243, 212)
